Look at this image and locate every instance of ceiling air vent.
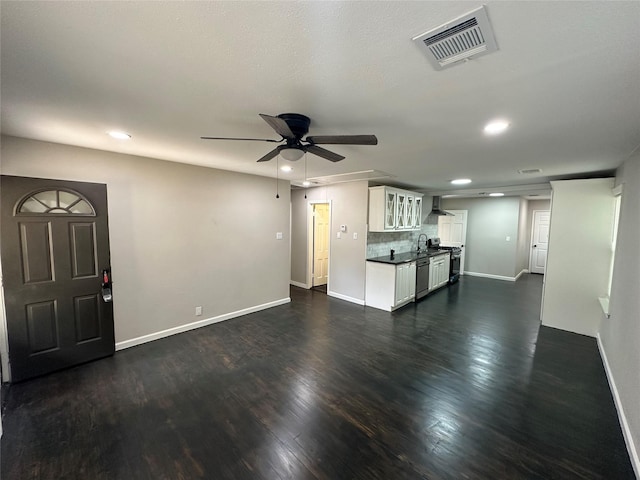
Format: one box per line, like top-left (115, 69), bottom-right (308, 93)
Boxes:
top-left (413, 6), bottom-right (498, 71)
top-left (518, 168), bottom-right (543, 174)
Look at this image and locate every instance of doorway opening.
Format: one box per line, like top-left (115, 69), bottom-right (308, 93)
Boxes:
top-left (308, 202), bottom-right (330, 293)
top-left (438, 210), bottom-right (468, 274)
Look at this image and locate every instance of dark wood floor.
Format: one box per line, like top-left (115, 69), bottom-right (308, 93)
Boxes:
top-left (1, 274), bottom-right (634, 479)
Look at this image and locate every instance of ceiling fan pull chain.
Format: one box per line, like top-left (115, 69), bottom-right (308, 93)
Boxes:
top-left (275, 155), bottom-right (280, 199)
top-left (304, 153), bottom-right (307, 199)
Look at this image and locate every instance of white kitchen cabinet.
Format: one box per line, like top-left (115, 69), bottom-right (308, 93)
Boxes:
top-left (369, 186), bottom-right (424, 232)
top-left (395, 261), bottom-right (416, 305)
top-left (428, 254), bottom-right (450, 292)
top-left (413, 197), bottom-right (423, 229)
top-left (383, 189), bottom-right (397, 230)
top-left (365, 260), bottom-right (417, 311)
top-left (396, 192), bottom-right (407, 229)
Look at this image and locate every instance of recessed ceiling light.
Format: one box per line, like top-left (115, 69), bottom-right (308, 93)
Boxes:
top-left (484, 120), bottom-right (510, 135)
top-left (280, 165), bottom-right (293, 172)
top-left (302, 181), bottom-right (311, 187)
top-left (451, 178), bottom-right (472, 185)
top-left (107, 131), bottom-right (131, 140)
top-left (489, 192), bottom-right (505, 197)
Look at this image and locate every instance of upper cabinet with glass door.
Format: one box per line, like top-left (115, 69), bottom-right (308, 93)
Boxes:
top-left (368, 186), bottom-right (424, 232)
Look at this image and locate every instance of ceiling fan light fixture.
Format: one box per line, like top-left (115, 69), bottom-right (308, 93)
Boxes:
top-left (484, 119), bottom-right (510, 135)
top-left (451, 178), bottom-right (472, 185)
top-left (108, 130), bottom-right (131, 140)
top-left (280, 147), bottom-right (304, 161)
top-left (280, 165), bottom-right (293, 172)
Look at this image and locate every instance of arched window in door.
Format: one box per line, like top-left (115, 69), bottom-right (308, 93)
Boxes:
top-left (15, 189), bottom-right (96, 216)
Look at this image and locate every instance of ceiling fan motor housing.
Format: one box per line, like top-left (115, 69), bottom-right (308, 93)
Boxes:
top-left (277, 113), bottom-right (310, 139)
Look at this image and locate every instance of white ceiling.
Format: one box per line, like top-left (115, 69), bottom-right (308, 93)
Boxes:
top-left (2, 1), bottom-right (639, 194)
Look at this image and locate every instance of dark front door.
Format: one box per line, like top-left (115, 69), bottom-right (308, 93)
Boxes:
top-left (1, 175), bottom-right (115, 382)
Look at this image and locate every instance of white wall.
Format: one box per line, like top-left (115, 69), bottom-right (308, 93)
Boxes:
top-left (441, 196), bottom-right (522, 278)
top-left (1, 135), bottom-right (291, 347)
top-left (541, 178), bottom-right (615, 337)
top-left (599, 154), bottom-right (640, 476)
top-left (290, 181), bottom-right (368, 304)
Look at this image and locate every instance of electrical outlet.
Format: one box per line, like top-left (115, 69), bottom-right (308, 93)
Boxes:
top-left (195, 306), bottom-right (202, 316)
top-left (276, 232), bottom-right (283, 240)
top-left (505, 236), bottom-right (511, 242)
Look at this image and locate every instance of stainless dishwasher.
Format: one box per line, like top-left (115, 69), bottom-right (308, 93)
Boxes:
top-left (416, 256), bottom-right (430, 300)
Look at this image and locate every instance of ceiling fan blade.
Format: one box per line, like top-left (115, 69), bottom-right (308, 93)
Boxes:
top-left (259, 114), bottom-right (296, 139)
top-left (306, 135), bottom-right (378, 145)
top-left (200, 136), bottom-right (280, 142)
top-left (306, 145), bottom-right (345, 162)
top-left (256, 147), bottom-right (280, 163)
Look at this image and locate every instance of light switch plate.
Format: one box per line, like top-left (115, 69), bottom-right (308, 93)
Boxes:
top-left (353, 232), bottom-right (358, 240)
top-left (337, 232), bottom-right (341, 239)
top-left (276, 232), bottom-right (283, 240)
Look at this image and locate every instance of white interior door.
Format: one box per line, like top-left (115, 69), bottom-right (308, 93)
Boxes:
top-left (313, 203), bottom-right (330, 286)
top-left (438, 210), bottom-right (468, 274)
top-left (530, 210), bottom-right (550, 274)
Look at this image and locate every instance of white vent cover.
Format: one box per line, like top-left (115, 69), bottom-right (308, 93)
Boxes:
top-left (413, 6), bottom-right (498, 70)
top-left (518, 168), bottom-right (543, 174)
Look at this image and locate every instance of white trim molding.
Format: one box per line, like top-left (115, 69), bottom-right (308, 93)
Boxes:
top-left (116, 297), bottom-right (291, 351)
top-left (290, 280), bottom-right (310, 289)
top-left (464, 271), bottom-right (519, 282)
top-left (514, 269), bottom-right (528, 281)
top-left (328, 291), bottom-right (365, 306)
top-left (597, 333), bottom-right (640, 478)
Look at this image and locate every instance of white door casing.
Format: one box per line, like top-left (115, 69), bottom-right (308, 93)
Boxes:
top-left (312, 203), bottom-right (330, 286)
top-left (438, 210), bottom-right (468, 274)
top-left (530, 210), bottom-right (550, 274)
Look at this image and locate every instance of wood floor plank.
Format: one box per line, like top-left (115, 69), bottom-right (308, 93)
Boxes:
top-left (1, 274), bottom-right (634, 479)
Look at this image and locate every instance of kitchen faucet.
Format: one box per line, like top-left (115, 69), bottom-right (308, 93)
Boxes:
top-left (417, 234), bottom-right (428, 253)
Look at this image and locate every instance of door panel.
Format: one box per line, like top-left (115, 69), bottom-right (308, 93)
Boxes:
top-left (439, 223), bottom-right (451, 241)
top-left (451, 223), bottom-right (464, 243)
top-left (26, 300), bottom-right (59, 354)
top-left (19, 222), bottom-right (55, 284)
top-left (438, 210), bottom-right (468, 274)
top-left (1, 175), bottom-right (114, 382)
top-left (74, 294), bottom-right (102, 343)
top-left (530, 210), bottom-right (550, 274)
top-left (70, 222), bottom-right (98, 278)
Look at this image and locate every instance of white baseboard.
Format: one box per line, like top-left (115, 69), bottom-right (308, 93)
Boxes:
top-left (327, 290), bottom-right (365, 306)
top-left (115, 297), bottom-right (291, 351)
top-left (290, 280), bottom-right (309, 289)
top-left (514, 269), bottom-right (528, 281)
top-left (597, 333), bottom-right (640, 478)
top-left (464, 271), bottom-right (517, 282)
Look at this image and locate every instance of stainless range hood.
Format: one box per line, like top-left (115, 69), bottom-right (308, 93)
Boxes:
top-left (430, 196), bottom-right (454, 216)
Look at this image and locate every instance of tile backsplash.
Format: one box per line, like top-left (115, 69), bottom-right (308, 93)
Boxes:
top-left (367, 224), bottom-right (438, 258)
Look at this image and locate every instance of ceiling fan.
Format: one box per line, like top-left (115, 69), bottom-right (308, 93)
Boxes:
top-left (201, 113), bottom-right (377, 163)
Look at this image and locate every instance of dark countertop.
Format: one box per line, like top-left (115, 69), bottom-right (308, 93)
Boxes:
top-left (367, 249), bottom-right (450, 265)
